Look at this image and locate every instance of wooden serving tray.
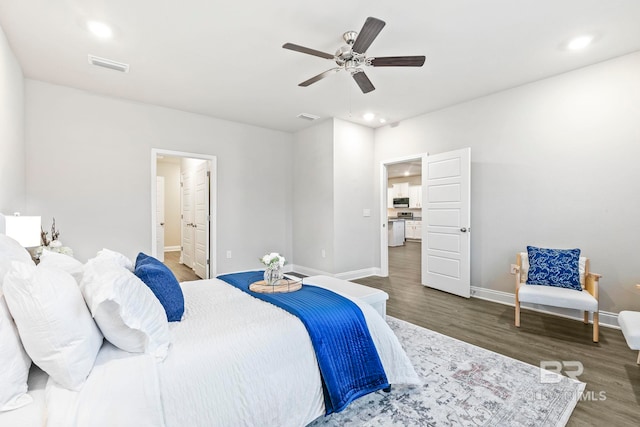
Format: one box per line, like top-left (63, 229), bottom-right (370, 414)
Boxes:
top-left (249, 279), bottom-right (302, 293)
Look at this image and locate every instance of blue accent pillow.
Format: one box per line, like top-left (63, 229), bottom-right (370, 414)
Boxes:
top-left (526, 246), bottom-right (581, 291)
top-left (134, 253), bottom-right (184, 321)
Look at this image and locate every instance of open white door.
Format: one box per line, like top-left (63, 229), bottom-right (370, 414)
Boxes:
top-left (156, 176), bottom-right (165, 262)
top-left (422, 148), bottom-right (471, 298)
top-left (181, 169), bottom-right (194, 270)
top-left (193, 161), bottom-right (210, 279)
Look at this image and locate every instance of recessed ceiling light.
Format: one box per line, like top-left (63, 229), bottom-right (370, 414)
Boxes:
top-left (379, 118), bottom-right (387, 124)
top-left (87, 21), bottom-right (113, 39)
top-left (363, 113), bottom-right (375, 121)
top-left (404, 171), bottom-right (410, 177)
top-left (567, 35), bottom-right (593, 50)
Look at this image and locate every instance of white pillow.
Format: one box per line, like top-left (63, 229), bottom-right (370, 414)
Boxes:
top-left (0, 294), bottom-right (32, 412)
top-left (80, 257), bottom-right (170, 361)
top-left (0, 235), bottom-right (36, 411)
top-left (96, 248), bottom-right (134, 271)
top-left (38, 250), bottom-right (84, 282)
top-left (0, 234), bottom-right (34, 280)
top-left (3, 262), bottom-right (104, 391)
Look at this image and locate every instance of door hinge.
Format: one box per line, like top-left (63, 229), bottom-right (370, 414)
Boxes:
top-left (206, 171), bottom-right (210, 178)
top-left (180, 246), bottom-right (183, 251)
top-left (206, 214), bottom-right (211, 221)
top-left (206, 259), bottom-right (210, 265)
top-left (180, 181), bottom-right (183, 187)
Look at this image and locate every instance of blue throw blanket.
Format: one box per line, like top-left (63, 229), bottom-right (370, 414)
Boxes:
top-left (217, 271), bottom-right (389, 414)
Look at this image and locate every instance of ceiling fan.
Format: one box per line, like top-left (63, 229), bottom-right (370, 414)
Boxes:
top-left (283, 17), bottom-right (425, 94)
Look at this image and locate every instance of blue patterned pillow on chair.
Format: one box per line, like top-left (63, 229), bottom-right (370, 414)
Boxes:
top-left (526, 246), bottom-right (582, 291)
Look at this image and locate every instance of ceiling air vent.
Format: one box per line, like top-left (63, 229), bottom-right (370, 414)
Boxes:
top-left (88, 55), bottom-right (130, 73)
top-left (297, 113), bottom-right (320, 121)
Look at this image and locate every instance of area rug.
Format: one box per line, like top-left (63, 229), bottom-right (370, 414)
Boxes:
top-left (309, 316), bottom-right (584, 427)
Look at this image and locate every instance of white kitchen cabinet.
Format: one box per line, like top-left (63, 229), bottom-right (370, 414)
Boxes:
top-left (409, 185), bottom-right (422, 208)
top-left (392, 182), bottom-right (410, 198)
top-left (405, 220), bottom-right (422, 240)
top-left (387, 188), bottom-right (394, 208)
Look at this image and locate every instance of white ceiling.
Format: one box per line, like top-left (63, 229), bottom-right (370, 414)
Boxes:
top-left (1, 0), bottom-right (640, 133)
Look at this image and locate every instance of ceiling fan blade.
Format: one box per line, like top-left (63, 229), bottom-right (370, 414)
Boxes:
top-left (352, 71), bottom-right (375, 94)
top-left (351, 17), bottom-right (386, 54)
top-left (282, 43), bottom-right (334, 60)
top-left (370, 56), bottom-right (426, 67)
top-left (299, 68), bottom-right (341, 87)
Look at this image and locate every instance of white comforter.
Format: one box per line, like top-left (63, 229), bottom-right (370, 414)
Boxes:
top-left (37, 278), bottom-right (420, 426)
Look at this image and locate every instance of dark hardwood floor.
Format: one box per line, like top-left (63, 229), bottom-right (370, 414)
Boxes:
top-left (353, 242), bottom-right (639, 427)
top-left (163, 250), bottom-right (200, 282)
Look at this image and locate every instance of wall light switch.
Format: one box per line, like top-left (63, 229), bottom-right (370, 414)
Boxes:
top-left (321, 249), bottom-right (326, 258)
top-left (226, 250), bottom-right (232, 259)
top-left (363, 209), bottom-right (371, 217)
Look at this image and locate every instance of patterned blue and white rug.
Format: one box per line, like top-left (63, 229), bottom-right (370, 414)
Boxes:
top-left (309, 316), bottom-right (584, 427)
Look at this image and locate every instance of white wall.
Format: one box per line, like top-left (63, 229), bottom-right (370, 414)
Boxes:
top-left (292, 118), bottom-right (376, 277)
top-left (0, 24), bottom-right (25, 213)
top-left (292, 120), bottom-right (334, 273)
top-left (333, 119), bottom-right (375, 274)
top-left (156, 160), bottom-right (181, 248)
top-left (374, 51), bottom-right (640, 313)
top-left (25, 80), bottom-right (294, 273)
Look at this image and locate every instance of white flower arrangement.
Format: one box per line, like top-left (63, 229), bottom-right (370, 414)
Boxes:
top-left (36, 218), bottom-right (73, 258)
top-left (260, 252), bottom-right (286, 269)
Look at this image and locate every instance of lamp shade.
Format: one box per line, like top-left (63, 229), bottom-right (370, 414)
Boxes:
top-left (0, 214), bottom-right (42, 247)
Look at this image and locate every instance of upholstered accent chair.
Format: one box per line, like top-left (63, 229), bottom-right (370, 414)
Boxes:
top-left (618, 284), bottom-right (640, 364)
top-left (514, 249), bottom-right (601, 342)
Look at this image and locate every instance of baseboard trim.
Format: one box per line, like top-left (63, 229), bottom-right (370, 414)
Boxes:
top-left (335, 268), bottom-right (379, 281)
top-left (164, 246), bottom-right (181, 252)
top-left (470, 285), bottom-right (620, 329)
top-left (288, 264), bottom-right (330, 278)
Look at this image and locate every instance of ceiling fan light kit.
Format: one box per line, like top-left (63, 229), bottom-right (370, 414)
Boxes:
top-left (283, 17), bottom-right (425, 94)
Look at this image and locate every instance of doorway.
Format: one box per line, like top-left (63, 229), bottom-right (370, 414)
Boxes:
top-left (381, 155), bottom-right (424, 278)
top-left (380, 148), bottom-right (471, 298)
top-left (151, 149), bottom-right (217, 280)
top-left (385, 159), bottom-right (423, 281)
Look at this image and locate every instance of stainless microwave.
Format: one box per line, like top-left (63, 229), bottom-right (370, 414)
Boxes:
top-left (393, 197), bottom-right (409, 208)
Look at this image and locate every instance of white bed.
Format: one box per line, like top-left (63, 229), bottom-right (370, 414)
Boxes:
top-left (2, 277), bottom-right (420, 427)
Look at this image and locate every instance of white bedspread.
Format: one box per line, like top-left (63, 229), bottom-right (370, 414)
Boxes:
top-left (15, 278), bottom-right (420, 427)
top-left (45, 343), bottom-right (164, 427)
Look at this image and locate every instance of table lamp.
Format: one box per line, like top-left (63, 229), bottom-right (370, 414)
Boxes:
top-left (0, 213), bottom-right (42, 247)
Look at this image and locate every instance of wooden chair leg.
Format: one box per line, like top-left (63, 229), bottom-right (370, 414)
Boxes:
top-left (515, 300), bottom-right (520, 327)
top-left (637, 351), bottom-right (640, 365)
top-left (593, 311), bottom-right (599, 343)
top-left (583, 311), bottom-right (589, 324)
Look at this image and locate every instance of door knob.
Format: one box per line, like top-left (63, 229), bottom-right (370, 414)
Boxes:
top-left (460, 227), bottom-right (467, 232)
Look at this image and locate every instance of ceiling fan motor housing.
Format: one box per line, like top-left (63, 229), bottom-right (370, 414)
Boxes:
top-left (335, 44), bottom-right (365, 68)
